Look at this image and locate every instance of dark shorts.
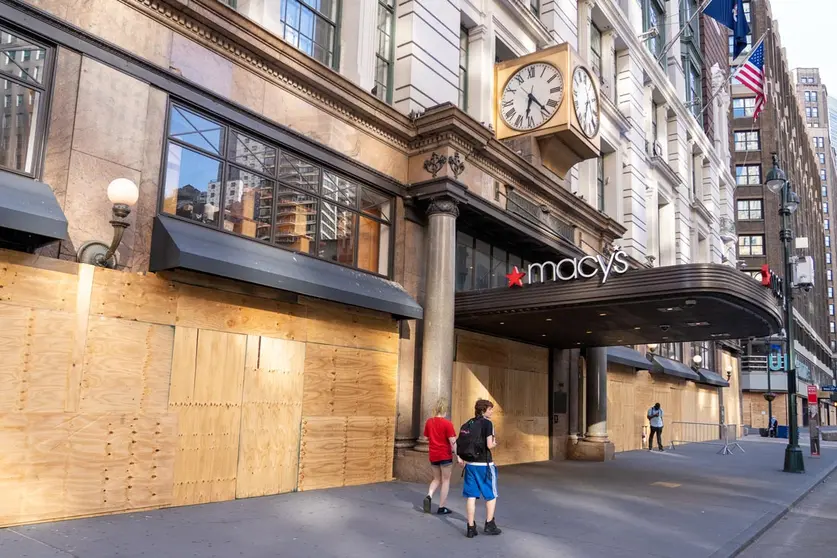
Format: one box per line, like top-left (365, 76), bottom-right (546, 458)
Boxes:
top-left (430, 459), bottom-right (453, 466)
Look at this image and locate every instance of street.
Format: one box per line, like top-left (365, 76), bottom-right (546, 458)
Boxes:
top-left (739, 468), bottom-right (837, 557)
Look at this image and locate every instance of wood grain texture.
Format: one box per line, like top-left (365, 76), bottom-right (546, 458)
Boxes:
top-left (0, 305), bottom-right (75, 412)
top-left (0, 256), bottom-right (78, 312)
top-left (303, 344), bottom-right (398, 418)
top-left (236, 336), bottom-right (305, 498)
top-left (66, 264), bottom-right (94, 413)
top-left (298, 416), bottom-right (346, 491)
top-left (305, 299), bottom-right (398, 353)
top-left (176, 284), bottom-right (306, 341)
top-left (80, 317), bottom-right (174, 413)
top-left (0, 412), bottom-right (176, 527)
top-left (171, 330), bottom-right (246, 506)
top-left (90, 268), bottom-right (177, 325)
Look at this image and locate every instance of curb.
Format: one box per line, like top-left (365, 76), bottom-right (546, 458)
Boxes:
top-left (709, 457), bottom-right (837, 558)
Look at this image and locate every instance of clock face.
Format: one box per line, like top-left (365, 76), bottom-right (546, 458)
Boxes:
top-left (499, 62), bottom-right (564, 131)
top-left (572, 66), bottom-right (599, 138)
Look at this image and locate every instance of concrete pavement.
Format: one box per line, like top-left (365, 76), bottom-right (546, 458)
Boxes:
top-left (738, 468), bottom-right (837, 557)
top-left (2, 438), bottom-right (836, 558)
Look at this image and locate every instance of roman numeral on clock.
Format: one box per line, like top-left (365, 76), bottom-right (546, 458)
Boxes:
top-left (550, 86), bottom-right (561, 94)
top-left (547, 74), bottom-right (557, 83)
top-left (527, 116), bottom-right (535, 128)
top-left (502, 99), bottom-right (513, 108)
top-left (515, 75), bottom-right (524, 85)
top-left (546, 99), bottom-right (558, 107)
top-left (527, 67), bottom-right (536, 78)
top-left (505, 108), bottom-right (516, 120)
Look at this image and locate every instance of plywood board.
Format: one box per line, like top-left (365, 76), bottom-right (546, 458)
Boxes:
top-left (455, 331), bottom-right (509, 368)
top-left (0, 412), bottom-right (176, 527)
top-left (90, 268), bottom-right (177, 325)
top-left (236, 336), bottom-right (305, 498)
top-left (451, 362), bottom-right (490, 429)
top-left (171, 330), bottom-right (247, 506)
top-left (0, 305), bottom-right (75, 412)
top-left (298, 416), bottom-right (346, 491)
top-left (0, 257), bottom-right (78, 312)
top-left (169, 326), bottom-right (198, 406)
top-left (305, 299), bottom-right (398, 353)
top-left (303, 344), bottom-right (398, 418)
top-left (506, 340), bottom-right (548, 374)
top-left (176, 284), bottom-right (306, 341)
top-left (80, 317), bottom-right (174, 413)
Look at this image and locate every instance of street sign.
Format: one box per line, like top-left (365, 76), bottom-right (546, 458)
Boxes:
top-left (808, 385), bottom-right (821, 457)
top-left (822, 385), bottom-right (837, 392)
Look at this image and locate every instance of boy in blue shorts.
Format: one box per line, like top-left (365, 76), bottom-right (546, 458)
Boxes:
top-left (456, 398), bottom-right (501, 538)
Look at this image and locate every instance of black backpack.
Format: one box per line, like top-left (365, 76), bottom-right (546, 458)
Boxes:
top-left (456, 417), bottom-right (487, 462)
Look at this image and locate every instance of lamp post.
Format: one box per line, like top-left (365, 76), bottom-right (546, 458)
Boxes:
top-left (765, 154), bottom-right (805, 473)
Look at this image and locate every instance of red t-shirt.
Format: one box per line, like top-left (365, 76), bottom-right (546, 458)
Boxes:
top-left (424, 416), bottom-right (456, 462)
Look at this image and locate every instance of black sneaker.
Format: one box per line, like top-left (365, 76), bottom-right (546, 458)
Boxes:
top-left (484, 519), bottom-right (502, 535)
top-left (422, 495), bottom-right (431, 514)
top-left (466, 523), bottom-right (478, 538)
top-left (437, 506), bottom-right (452, 515)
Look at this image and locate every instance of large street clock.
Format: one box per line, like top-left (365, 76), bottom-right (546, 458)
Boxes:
top-left (494, 43), bottom-right (601, 178)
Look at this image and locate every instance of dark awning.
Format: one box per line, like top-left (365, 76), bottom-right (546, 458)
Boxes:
top-left (651, 355), bottom-right (701, 382)
top-left (607, 346), bottom-right (653, 370)
top-left (0, 170), bottom-right (68, 247)
top-left (455, 263), bottom-right (783, 348)
top-left (150, 215), bottom-right (423, 320)
top-left (695, 368), bottom-right (730, 387)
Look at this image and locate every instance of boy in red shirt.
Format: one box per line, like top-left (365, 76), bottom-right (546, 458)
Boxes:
top-left (422, 398), bottom-right (457, 515)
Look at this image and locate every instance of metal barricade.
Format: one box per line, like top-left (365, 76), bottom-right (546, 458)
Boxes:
top-left (667, 422), bottom-right (745, 455)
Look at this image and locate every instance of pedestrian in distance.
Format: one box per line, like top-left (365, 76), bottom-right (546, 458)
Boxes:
top-left (455, 398), bottom-right (501, 539)
top-left (422, 398), bottom-right (457, 515)
top-left (768, 416), bottom-right (778, 438)
top-left (647, 402), bottom-right (664, 451)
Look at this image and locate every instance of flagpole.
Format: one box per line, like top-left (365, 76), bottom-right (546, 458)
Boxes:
top-left (656, 0), bottom-right (713, 64)
top-left (696, 29), bottom-right (769, 119)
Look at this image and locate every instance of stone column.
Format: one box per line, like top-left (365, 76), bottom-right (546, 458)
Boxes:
top-left (577, 0), bottom-right (595, 65)
top-left (584, 347), bottom-right (608, 441)
top-left (569, 347), bottom-right (614, 461)
top-left (414, 195), bottom-right (458, 452)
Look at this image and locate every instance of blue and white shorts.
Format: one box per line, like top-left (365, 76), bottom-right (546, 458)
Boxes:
top-left (462, 463), bottom-right (498, 501)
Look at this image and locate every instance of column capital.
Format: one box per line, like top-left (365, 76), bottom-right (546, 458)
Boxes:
top-left (426, 195), bottom-right (460, 218)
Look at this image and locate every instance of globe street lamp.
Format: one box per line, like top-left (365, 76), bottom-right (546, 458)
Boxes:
top-left (765, 154), bottom-right (805, 473)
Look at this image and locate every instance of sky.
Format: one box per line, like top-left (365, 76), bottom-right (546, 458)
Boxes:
top-left (768, 0), bottom-right (837, 98)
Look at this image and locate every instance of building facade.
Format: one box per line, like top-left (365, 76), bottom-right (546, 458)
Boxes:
top-left (0, 0), bottom-right (785, 528)
top-left (731, 0), bottom-right (834, 429)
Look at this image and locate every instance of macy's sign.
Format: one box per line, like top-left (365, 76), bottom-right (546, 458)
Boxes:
top-left (506, 250), bottom-right (630, 287)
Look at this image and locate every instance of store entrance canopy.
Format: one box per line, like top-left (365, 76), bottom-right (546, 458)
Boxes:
top-left (455, 263), bottom-right (783, 348)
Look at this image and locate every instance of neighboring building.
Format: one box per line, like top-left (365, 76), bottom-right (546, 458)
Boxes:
top-left (829, 95), bottom-right (837, 152)
top-left (730, 0), bottom-right (834, 430)
top-left (792, 68), bottom-right (837, 365)
top-left (0, 0), bottom-right (785, 529)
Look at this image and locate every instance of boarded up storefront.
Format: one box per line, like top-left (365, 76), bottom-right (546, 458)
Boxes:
top-left (0, 251), bottom-right (398, 527)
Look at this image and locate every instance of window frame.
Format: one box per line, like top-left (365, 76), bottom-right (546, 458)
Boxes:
top-left (735, 164), bottom-right (761, 185)
top-left (0, 25), bottom-right (54, 179)
top-left (733, 130), bottom-right (760, 151)
top-left (458, 26), bottom-right (469, 111)
top-left (278, 0), bottom-right (341, 69)
top-left (736, 199), bottom-right (763, 221)
top-left (158, 100), bottom-right (396, 279)
top-left (373, 0), bottom-right (395, 103)
top-left (738, 234), bottom-right (764, 256)
top-left (644, 0), bottom-right (666, 62)
top-left (590, 22), bottom-right (602, 77)
top-left (530, 0), bottom-right (540, 17)
top-left (732, 97), bottom-right (756, 118)
top-left (596, 155), bottom-right (605, 212)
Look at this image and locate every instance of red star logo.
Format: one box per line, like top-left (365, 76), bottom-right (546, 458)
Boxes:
top-left (506, 266), bottom-right (526, 288)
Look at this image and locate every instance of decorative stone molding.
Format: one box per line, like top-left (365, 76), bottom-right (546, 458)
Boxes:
top-left (448, 152), bottom-right (465, 179)
top-left (128, 0), bottom-right (411, 149)
top-left (423, 152), bottom-right (448, 178)
top-left (426, 196), bottom-right (460, 218)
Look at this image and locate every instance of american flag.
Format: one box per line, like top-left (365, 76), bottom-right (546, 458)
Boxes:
top-left (734, 42), bottom-right (765, 120)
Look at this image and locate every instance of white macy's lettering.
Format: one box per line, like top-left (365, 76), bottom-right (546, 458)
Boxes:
top-left (527, 250), bottom-right (630, 285)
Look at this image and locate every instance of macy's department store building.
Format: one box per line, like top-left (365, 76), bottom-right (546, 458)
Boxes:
top-left (0, 0), bottom-right (782, 527)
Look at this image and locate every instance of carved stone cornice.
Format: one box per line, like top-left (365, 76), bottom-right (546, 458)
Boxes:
top-left (127, 0), bottom-right (413, 149)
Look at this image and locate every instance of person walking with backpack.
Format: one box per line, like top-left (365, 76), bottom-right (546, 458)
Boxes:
top-left (456, 398), bottom-right (501, 538)
top-left (422, 398), bottom-right (457, 515)
top-left (647, 402), bottom-right (664, 451)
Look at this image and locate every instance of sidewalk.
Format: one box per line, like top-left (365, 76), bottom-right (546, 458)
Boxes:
top-left (2, 439), bottom-right (836, 558)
